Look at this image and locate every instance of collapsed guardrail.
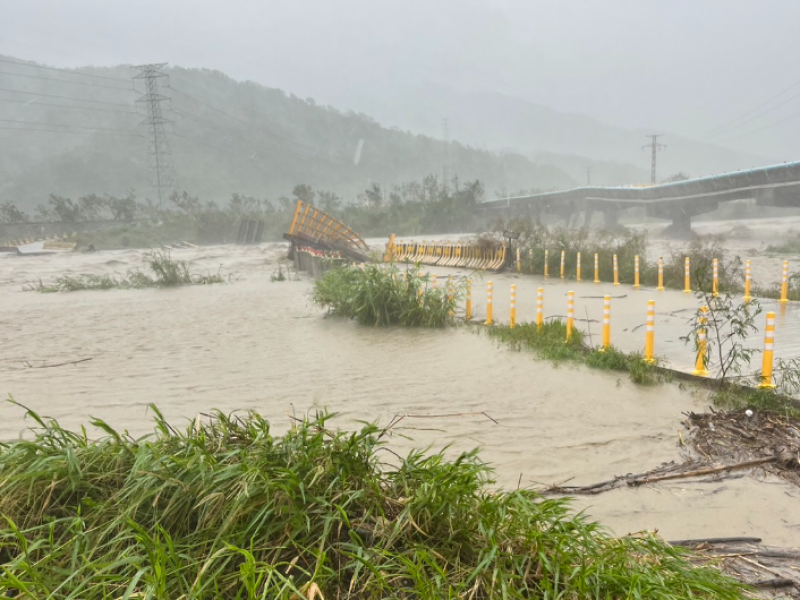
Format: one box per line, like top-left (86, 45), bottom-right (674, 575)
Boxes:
top-left (283, 200), bottom-right (370, 264)
top-left (384, 238), bottom-right (508, 271)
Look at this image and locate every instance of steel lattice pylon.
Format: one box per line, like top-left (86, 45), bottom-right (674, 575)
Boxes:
top-left (134, 63), bottom-right (178, 206)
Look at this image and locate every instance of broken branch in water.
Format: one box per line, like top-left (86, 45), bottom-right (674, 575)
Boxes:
top-left (24, 357), bottom-right (93, 369)
top-left (544, 454), bottom-right (790, 495)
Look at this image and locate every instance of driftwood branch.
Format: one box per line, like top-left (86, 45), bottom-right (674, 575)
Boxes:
top-left (545, 455), bottom-right (786, 496)
top-left (24, 357), bottom-right (93, 369)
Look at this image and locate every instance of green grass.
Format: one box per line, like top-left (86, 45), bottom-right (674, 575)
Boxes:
top-left (709, 384), bottom-right (800, 418)
top-left (31, 249), bottom-right (224, 292)
top-left (485, 322), bottom-right (663, 385)
top-left (313, 263), bottom-right (465, 327)
top-left (0, 403), bottom-right (748, 600)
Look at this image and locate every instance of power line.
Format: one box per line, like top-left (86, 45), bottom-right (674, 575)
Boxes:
top-left (0, 117), bottom-right (140, 134)
top-left (0, 96), bottom-right (138, 115)
top-left (167, 84), bottom-right (329, 158)
top-left (705, 87), bottom-right (800, 139)
top-left (642, 134), bottom-right (666, 184)
top-left (0, 57), bottom-right (132, 82)
top-left (0, 86), bottom-right (136, 107)
top-left (0, 70), bottom-right (133, 91)
top-left (714, 108), bottom-right (800, 145)
top-left (0, 124), bottom-right (143, 137)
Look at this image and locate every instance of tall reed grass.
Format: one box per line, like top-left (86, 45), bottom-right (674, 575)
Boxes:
top-left (31, 249), bottom-right (224, 292)
top-left (312, 263), bottom-right (464, 327)
top-left (0, 404), bottom-right (746, 599)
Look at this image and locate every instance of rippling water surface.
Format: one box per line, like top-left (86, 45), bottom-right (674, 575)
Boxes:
top-left (2, 240), bottom-right (799, 546)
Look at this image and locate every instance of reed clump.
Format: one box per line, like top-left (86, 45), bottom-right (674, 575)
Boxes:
top-left (0, 404), bottom-right (747, 600)
top-left (31, 249), bottom-right (224, 292)
top-left (312, 263), bottom-right (464, 327)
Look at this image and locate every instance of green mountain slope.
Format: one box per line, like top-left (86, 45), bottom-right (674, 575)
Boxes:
top-left (0, 57), bottom-right (575, 210)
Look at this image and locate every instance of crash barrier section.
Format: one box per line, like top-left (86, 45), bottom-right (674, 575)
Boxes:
top-left (388, 240), bottom-right (508, 271)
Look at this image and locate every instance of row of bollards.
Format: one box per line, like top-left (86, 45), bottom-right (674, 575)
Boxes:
top-left (469, 278), bottom-right (779, 386)
top-left (528, 251), bottom-right (794, 302)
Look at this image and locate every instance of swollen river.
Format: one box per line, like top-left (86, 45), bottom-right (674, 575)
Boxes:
top-left (2, 242), bottom-right (799, 546)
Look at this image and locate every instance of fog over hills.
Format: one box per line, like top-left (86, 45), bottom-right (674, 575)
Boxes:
top-left (347, 83), bottom-right (777, 186)
top-left (0, 50), bottom-right (786, 212)
top-left (0, 56), bottom-right (579, 210)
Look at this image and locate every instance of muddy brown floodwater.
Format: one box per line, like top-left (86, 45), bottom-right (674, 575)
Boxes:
top-left (1, 239), bottom-right (799, 547)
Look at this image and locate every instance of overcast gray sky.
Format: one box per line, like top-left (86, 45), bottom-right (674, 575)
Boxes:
top-left (3, 0), bottom-right (800, 158)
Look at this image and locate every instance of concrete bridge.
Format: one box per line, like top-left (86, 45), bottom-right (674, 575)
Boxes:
top-left (480, 161), bottom-right (800, 236)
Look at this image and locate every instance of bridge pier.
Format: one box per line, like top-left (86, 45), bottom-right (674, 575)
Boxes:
top-left (602, 207), bottom-right (620, 231)
top-left (662, 209), bottom-right (695, 239)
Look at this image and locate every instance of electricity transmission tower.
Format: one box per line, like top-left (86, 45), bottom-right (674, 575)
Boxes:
top-left (442, 118), bottom-right (451, 193)
top-left (642, 134), bottom-right (666, 184)
top-left (134, 63), bottom-right (178, 205)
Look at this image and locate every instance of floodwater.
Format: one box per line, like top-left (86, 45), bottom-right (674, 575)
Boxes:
top-left (2, 240), bottom-right (800, 547)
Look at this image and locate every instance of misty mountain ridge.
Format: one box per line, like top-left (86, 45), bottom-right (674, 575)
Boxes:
top-left (0, 54), bottom-right (778, 214)
top-left (347, 82), bottom-right (778, 186)
top-left (0, 55), bottom-right (576, 212)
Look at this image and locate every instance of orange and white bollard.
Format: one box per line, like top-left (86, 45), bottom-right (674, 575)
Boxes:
top-left (780, 260), bottom-right (789, 303)
top-left (712, 258), bottom-right (719, 296)
top-left (510, 284), bottom-right (517, 328)
top-left (536, 287), bottom-right (544, 329)
top-left (684, 256), bottom-right (691, 293)
top-left (759, 311), bottom-right (776, 388)
top-left (544, 249), bottom-right (549, 277)
top-left (566, 290), bottom-right (575, 342)
top-left (576, 252), bottom-right (582, 282)
top-left (657, 257), bottom-right (664, 291)
top-left (644, 299), bottom-right (655, 363)
top-left (485, 281), bottom-right (493, 325)
top-left (692, 306), bottom-right (709, 376)
top-left (601, 295), bottom-right (611, 349)
top-left (466, 278), bottom-right (472, 320)
top-left (594, 253), bottom-right (600, 283)
top-left (516, 248), bottom-right (521, 273)
top-left (613, 254), bottom-right (619, 285)
top-left (744, 260), bottom-right (751, 303)
top-left (560, 250), bottom-right (565, 279)
top-left (634, 255), bottom-right (640, 289)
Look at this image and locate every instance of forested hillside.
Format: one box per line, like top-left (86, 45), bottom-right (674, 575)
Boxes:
top-left (0, 56), bottom-right (575, 211)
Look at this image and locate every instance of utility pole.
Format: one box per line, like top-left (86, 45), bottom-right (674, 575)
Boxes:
top-left (642, 134), bottom-right (666, 184)
top-left (442, 117), bottom-right (451, 193)
top-left (134, 63), bottom-right (178, 206)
